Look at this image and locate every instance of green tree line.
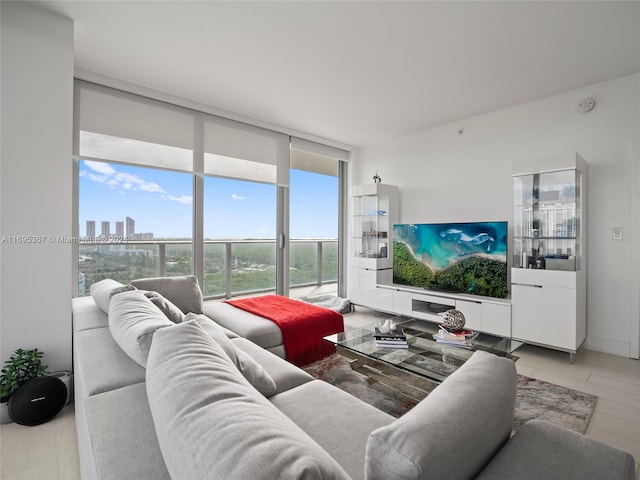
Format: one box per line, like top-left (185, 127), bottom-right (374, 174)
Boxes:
top-left (79, 241), bottom-right (337, 297)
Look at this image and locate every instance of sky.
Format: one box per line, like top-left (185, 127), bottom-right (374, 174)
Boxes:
top-left (79, 160), bottom-right (338, 239)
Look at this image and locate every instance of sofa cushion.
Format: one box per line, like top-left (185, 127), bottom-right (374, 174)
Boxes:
top-left (72, 296), bottom-right (109, 332)
top-left (90, 279), bottom-right (134, 313)
top-left (185, 313), bottom-right (277, 397)
top-left (231, 337), bottom-right (314, 394)
top-left (203, 301), bottom-right (282, 349)
top-left (108, 290), bottom-right (173, 367)
top-left (476, 419), bottom-right (638, 480)
top-left (271, 379), bottom-right (394, 480)
top-left (131, 275), bottom-right (203, 314)
top-left (142, 290), bottom-right (185, 324)
top-left (146, 320), bottom-right (351, 480)
top-left (365, 351), bottom-right (517, 480)
top-left (74, 327), bottom-right (146, 396)
top-left (85, 382), bottom-right (171, 480)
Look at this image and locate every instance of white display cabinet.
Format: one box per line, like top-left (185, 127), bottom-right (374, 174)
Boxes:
top-left (349, 183), bottom-right (398, 310)
top-left (511, 153), bottom-right (587, 361)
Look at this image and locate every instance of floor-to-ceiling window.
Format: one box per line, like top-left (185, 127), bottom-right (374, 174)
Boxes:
top-left (288, 139), bottom-right (349, 298)
top-left (75, 82), bottom-right (195, 295)
top-left (77, 159), bottom-right (193, 295)
top-left (73, 80), bottom-right (349, 298)
top-left (200, 116), bottom-right (286, 298)
top-left (289, 160), bottom-right (340, 298)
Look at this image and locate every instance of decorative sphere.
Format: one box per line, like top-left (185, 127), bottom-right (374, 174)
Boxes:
top-left (442, 309), bottom-right (466, 330)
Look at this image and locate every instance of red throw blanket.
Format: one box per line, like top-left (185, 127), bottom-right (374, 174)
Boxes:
top-left (226, 295), bottom-right (344, 367)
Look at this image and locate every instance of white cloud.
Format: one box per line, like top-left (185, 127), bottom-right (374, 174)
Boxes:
top-left (114, 171), bottom-right (165, 193)
top-left (135, 180), bottom-right (165, 193)
top-left (231, 193), bottom-right (245, 200)
top-left (168, 195), bottom-right (193, 205)
top-left (84, 160), bottom-right (116, 175)
top-left (80, 161), bottom-right (165, 194)
top-left (80, 171), bottom-right (110, 184)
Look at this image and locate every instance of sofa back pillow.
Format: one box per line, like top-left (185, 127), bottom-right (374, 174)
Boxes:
top-left (131, 275), bottom-right (203, 314)
top-left (365, 351), bottom-right (517, 480)
top-left (142, 291), bottom-right (185, 324)
top-left (90, 279), bottom-right (135, 313)
top-left (108, 290), bottom-right (174, 367)
top-left (184, 313), bottom-right (277, 396)
top-left (146, 320), bottom-right (351, 480)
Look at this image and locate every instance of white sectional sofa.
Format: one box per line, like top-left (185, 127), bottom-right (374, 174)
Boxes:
top-left (72, 276), bottom-right (637, 480)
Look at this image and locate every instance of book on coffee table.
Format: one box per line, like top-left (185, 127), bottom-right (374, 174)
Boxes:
top-left (374, 338), bottom-right (409, 349)
top-left (373, 327), bottom-right (407, 341)
top-left (432, 328), bottom-right (479, 347)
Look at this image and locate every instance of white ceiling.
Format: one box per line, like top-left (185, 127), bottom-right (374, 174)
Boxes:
top-left (37, 1), bottom-right (640, 148)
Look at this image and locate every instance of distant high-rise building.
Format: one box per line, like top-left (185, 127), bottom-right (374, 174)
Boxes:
top-left (101, 221), bottom-right (110, 238)
top-left (135, 232), bottom-right (154, 240)
top-left (115, 221), bottom-right (124, 237)
top-left (126, 216), bottom-right (135, 238)
top-left (86, 220), bottom-right (95, 239)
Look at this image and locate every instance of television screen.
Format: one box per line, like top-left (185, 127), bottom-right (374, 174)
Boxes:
top-left (393, 221), bottom-right (508, 299)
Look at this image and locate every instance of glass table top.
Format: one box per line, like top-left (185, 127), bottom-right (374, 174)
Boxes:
top-left (325, 316), bottom-right (520, 382)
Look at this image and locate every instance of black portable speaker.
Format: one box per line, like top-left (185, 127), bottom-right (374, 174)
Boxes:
top-left (8, 376), bottom-right (67, 426)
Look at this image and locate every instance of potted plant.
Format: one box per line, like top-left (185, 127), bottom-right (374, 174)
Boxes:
top-left (1, 348), bottom-right (48, 424)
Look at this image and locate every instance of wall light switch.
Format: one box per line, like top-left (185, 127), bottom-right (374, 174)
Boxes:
top-left (612, 227), bottom-right (623, 240)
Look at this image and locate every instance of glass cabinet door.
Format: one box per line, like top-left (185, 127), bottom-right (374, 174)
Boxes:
top-left (513, 169), bottom-right (582, 271)
top-left (352, 192), bottom-right (390, 259)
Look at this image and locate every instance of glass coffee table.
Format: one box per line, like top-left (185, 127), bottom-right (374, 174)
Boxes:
top-left (325, 316), bottom-right (519, 383)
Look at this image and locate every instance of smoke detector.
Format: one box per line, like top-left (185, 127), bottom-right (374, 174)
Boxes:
top-left (577, 97), bottom-right (596, 113)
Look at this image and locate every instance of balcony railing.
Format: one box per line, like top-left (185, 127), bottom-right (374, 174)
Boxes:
top-left (78, 238), bottom-right (338, 299)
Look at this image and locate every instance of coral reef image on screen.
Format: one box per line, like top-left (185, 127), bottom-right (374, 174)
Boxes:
top-left (393, 222), bottom-right (508, 298)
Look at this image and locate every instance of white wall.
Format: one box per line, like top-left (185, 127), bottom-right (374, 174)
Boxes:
top-left (354, 73), bottom-right (640, 358)
top-left (1, 3), bottom-right (74, 370)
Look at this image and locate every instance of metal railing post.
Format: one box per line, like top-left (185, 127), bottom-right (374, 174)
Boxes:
top-left (317, 241), bottom-right (323, 286)
top-left (159, 243), bottom-right (166, 277)
top-left (225, 242), bottom-right (232, 299)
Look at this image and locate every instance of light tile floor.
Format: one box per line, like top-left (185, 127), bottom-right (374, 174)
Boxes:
top-left (1, 307), bottom-right (638, 479)
top-left (0, 404), bottom-right (79, 480)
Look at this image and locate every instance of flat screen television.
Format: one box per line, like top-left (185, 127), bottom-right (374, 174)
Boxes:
top-left (393, 221), bottom-right (508, 299)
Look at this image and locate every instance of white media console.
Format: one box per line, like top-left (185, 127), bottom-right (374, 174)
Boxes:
top-left (376, 284), bottom-right (512, 338)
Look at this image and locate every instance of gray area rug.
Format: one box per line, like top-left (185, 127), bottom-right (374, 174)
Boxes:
top-left (513, 374), bottom-right (596, 433)
top-left (298, 295), bottom-right (352, 314)
top-left (304, 354), bottom-right (597, 434)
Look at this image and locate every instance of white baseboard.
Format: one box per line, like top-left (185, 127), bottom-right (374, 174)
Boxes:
top-left (583, 336), bottom-right (634, 358)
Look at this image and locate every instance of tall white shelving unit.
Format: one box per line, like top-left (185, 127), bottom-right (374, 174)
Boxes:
top-left (511, 153), bottom-right (587, 361)
top-left (349, 183), bottom-right (399, 311)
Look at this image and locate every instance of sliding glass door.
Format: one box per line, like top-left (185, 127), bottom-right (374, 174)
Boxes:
top-left (289, 146), bottom-right (343, 299)
top-left (202, 176), bottom-right (277, 298)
